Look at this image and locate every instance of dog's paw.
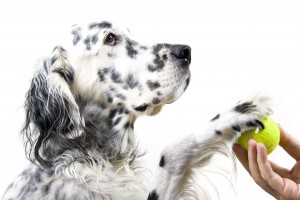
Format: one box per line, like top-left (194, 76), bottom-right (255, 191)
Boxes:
top-left (207, 94), bottom-right (273, 140)
top-left (234, 94), bottom-right (273, 117)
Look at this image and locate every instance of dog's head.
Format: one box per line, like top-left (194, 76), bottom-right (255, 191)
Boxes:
top-left (23, 21), bottom-right (191, 166)
top-left (69, 21), bottom-right (191, 116)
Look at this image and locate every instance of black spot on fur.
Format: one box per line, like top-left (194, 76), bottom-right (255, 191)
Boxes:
top-left (153, 55), bottom-right (165, 71)
top-left (148, 44), bottom-right (167, 72)
top-left (92, 35), bottom-right (98, 44)
top-left (113, 117), bottom-right (122, 126)
top-left (124, 120), bottom-right (134, 130)
top-left (42, 184), bottom-right (50, 196)
top-left (89, 22), bottom-right (112, 29)
top-left (98, 73), bottom-right (106, 82)
top-left (211, 114), bottom-right (220, 121)
top-left (234, 102), bottom-right (255, 114)
top-left (116, 93), bottom-right (127, 101)
top-left (126, 38), bottom-right (138, 58)
top-left (124, 121), bottom-right (130, 129)
top-left (47, 170), bottom-right (54, 177)
top-left (232, 125), bottom-right (241, 132)
top-left (152, 44), bottom-right (163, 54)
top-left (98, 68), bottom-right (111, 82)
top-left (107, 95), bottom-right (113, 103)
top-left (111, 69), bottom-right (122, 83)
top-left (21, 168), bottom-right (31, 176)
top-left (152, 97), bottom-right (161, 104)
top-left (215, 130), bottom-right (222, 135)
top-left (147, 60), bottom-right (164, 72)
top-left (107, 53), bottom-right (115, 57)
top-left (148, 65), bottom-right (157, 72)
top-left (34, 170), bottom-right (42, 183)
top-left (109, 109), bottom-right (118, 119)
top-left (140, 45), bottom-right (148, 50)
top-left (71, 27), bottom-right (82, 45)
top-left (147, 81), bottom-right (160, 91)
top-left (20, 180), bottom-right (38, 196)
top-left (246, 121), bottom-right (256, 127)
top-left (84, 37), bottom-right (91, 50)
top-left (162, 54), bottom-right (168, 61)
top-left (147, 190), bottom-right (159, 200)
top-left (159, 156), bottom-right (165, 167)
top-left (122, 117), bottom-right (133, 129)
top-left (126, 74), bottom-right (139, 89)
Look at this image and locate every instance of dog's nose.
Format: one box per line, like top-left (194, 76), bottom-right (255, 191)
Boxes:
top-left (170, 45), bottom-right (191, 66)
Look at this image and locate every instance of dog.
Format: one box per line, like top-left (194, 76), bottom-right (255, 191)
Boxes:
top-left (2, 21), bottom-right (272, 200)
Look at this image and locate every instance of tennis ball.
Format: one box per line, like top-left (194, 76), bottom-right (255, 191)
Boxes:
top-left (236, 117), bottom-right (280, 154)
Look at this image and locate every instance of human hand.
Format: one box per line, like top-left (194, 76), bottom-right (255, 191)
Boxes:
top-left (233, 126), bottom-right (300, 200)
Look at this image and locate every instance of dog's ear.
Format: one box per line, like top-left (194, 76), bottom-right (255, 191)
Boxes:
top-left (22, 47), bottom-right (82, 167)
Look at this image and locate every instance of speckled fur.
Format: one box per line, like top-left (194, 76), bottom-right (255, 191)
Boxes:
top-left (2, 21), bottom-right (272, 200)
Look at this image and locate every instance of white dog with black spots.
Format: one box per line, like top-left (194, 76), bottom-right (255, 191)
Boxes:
top-left (2, 21), bottom-right (272, 200)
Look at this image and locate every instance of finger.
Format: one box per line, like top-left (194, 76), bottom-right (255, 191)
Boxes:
top-left (248, 140), bottom-right (279, 197)
top-left (279, 126), bottom-right (300, 161)
top-left (256, 142), bottom-right (285, 196)
top-left (233, 143), bottom-right (279, 196)
top-left (269, 160), bottom-right (291, 179)
top-left (290, 162), bottom-right (300, 183)
top-left (256, 143), bottom-right (300, 199)
top-left (248, 139), bottom-right (263, 181)
top-left (232, 143), bottom-right (250, 172)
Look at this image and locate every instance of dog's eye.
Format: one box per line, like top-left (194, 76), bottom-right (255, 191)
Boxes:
top-left (104, 33), bottom-right (117, 46)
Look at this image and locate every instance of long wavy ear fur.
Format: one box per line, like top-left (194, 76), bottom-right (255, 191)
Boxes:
top-left (22, 47), bottom-right (82, 167)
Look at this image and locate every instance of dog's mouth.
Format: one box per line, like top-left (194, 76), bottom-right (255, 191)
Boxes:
top-left (166, 74), bottom-right (190, 103)
top-left (134, 104), bottom-right (148, 112)
top-left (134, 74), bottom-right (190, 113)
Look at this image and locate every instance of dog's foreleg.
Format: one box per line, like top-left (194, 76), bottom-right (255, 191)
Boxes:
top-left (147, 95), bottom-right (273, 200)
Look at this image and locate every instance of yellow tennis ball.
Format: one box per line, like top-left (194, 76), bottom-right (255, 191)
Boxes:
top-left (237, 117), bottom-right (280, 154)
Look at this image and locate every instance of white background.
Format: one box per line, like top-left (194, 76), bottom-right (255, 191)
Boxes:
top-left (0, 0), bottom-right (300, 199)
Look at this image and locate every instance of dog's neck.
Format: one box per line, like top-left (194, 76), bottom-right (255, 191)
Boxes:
top-left (76, 96), bottom-right (138, 162)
